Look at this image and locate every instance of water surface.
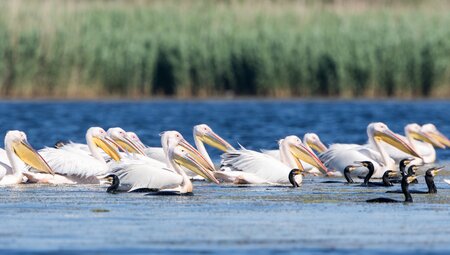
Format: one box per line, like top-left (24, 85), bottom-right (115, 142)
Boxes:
top-left (0, 100), bottom-right (449, 254)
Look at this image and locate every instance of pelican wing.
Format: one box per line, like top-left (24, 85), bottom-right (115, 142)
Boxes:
top-left (39, 147), bottom-right (108, 177)
top-left (261, 149), bottom-right (280, 160)
top-left (144, 147), bottom-right (166, 163)
top-left (320, 144), bottom-right (385, 178)
top-left (111, 161), bottom-right (182, 192)
top-left (220, 148), bottom-right (291, 184)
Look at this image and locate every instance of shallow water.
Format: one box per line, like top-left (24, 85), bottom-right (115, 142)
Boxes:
top-left (0, 100), bottom-right (450, 254)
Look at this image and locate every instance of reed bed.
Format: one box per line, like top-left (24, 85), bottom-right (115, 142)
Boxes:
top-left (0, 0), bottom-right (449, 98)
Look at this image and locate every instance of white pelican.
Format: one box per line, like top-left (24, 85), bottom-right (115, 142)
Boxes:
top-left (0, 130), bottom-right (54, 185)
top-left (218, 135), bottom-right (326, 185)
top-left (383, 123), bottom-right (447, 164)
top-left (109, 131), bottom-right (219, 193)
top-left (123, 124), bottom-right (234, 171)
top-left (38, 127), bottom-right (122, 184)
top-left (303, 133), bottom-right (328, 153)
top-left (192, 124), bottom-right (235, 166)
top-left (126, 131), bottom-right (147, 150)
top-left (320, 122), bottom-right (420, 178)
top-left (262, 133), bottom-right (329, 175)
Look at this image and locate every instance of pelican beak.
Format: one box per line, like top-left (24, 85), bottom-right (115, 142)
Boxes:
top-left (406, 175), bottom-right (417, 184)
top-left (426, 129), bottom-right (450, 148)
top-left (114, 136), bottom-right (147, 156)
top-left (410, 130), bottom-right (445, 149)
top-left (172, 144), bottom-right (220, 184)
top-left (13, 140), bottom-right (54, 175)
top-left (93, 136), bottom-right (122, 161)
top-left (198, 130), bottom-right (234, 152)
top-left (375, 129), bottom-right (420, 158)
top-left (289, 143), bottom-right (328, 174)
top-left (307, 140), bottom-right (327, 153)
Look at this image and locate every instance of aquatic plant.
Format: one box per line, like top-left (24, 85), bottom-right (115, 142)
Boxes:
top-left (0, 0), bottom-right (449, 98)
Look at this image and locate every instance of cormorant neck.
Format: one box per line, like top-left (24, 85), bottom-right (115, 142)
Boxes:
top-left (425, 175), bottom-right (437, 193)
top-left (363, 164), bottom-right (374, 185)
top-left (288, 169), bottom-right (299, 187)
top-left (401, 177), bottom-right (413, 202)
top-left (382, 172), bottom-right (393, 186)
top-left (107, 175), bottom-right (120, 193)
top-left (343, 167), bottom-right (354, 183)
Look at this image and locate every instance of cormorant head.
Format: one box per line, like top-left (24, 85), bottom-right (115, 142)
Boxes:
top-left (289, 169), bottom-right (302, 187)
top-left (426, 166), bottom-right (443, 177)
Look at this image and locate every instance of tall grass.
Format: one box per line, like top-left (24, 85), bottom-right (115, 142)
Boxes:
top-left (0, 0), bottom-right (449, 98)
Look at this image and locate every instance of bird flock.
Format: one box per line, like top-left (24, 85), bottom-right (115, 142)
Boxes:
top-left (0, 122), bottom-right (449, 202)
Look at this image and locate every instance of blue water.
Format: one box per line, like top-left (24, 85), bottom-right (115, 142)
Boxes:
top-left (0, 100), bottom-right (449, 255)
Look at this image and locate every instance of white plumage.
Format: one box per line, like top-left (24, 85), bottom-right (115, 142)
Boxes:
top-left (221, 147), bottom-right (298, 184)
top-left (39, 146), bottom-right (109, 178)
top-left (320, 123), bottom-right (420, 178)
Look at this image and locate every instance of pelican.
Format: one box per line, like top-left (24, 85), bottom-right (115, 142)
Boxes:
top-left (383, 123), bottom-right (448, 164)
top-left (192, 124), bottom-right (235, 166)
top-left (303, 133), bottom-right (328, 153)
top-left (38, 127), bottom-right (122, 184)
top-left (109, 131), bottom-right (219, 193)
top-left (126, 131), bottom-right (147, 150)
top-left (262, 133), bottom-right (329, 175)
top-left (320, 122), bottom-right (420, 178)
top-left (218, 135), bottom-right (327, 185)
top-left (123, 124), bottom-right (234, 170)
top-left (0, 130), bottom-right (54, 185)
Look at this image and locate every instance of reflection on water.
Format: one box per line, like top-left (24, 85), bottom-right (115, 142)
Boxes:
top-left (0, 100), bottom-right (449, 254)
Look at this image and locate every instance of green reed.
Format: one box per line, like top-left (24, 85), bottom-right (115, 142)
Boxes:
top-left (0, 0), bottom-right (449, 98)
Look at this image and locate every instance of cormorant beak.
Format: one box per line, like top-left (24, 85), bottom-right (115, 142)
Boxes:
top-left (93, 136), bottom-right (122, 161)
top-left (402, 158), bottom-right (415, 166)
top-left (388, 171), bottom-right (399, 178)
top-left (113, 135), bottom-right (147, 156)
top-left (374, 129), bottom-right (420, 158)
top-left (430, 167), bottom-right (444, 176)
top-left (289, 143), bottom-right (328, 174)
top-left (353, 161), bottom-right (367, 167)
top-left (425, 129), bottom-right (450, 148)
top-left (406, 175), bottom-right (417, 184)
top-left (410, 130), bottom-right (445, 149)
top-left (13, 139), bottom-right (55, 175)
top-left (172, 144), bottom-right (220, 184)
top-left (198, 130), bottom-right (235, 152)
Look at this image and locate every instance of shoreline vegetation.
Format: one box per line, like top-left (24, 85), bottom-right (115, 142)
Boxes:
top-left (0, 0), bottom-right (449, 99)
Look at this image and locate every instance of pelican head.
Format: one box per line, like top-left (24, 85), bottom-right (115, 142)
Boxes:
top-left (303, 133), bottom-right (327, 153)
top-left (368, 122), bottom-right (420, 158)
top-left (283, 135), bottom-right (329, 174)
top-left (5, 130), bottom-right (54, 174)
top-left (421, 124), bottom-right (450, 148)
top-left (405, 123), bottom-right (445, 149)
top-left (193, 124), bottom-right (234, 152)
top-left (87, 127), bottom-right (121, 161)
top-left (107, 127), bottom-right (146, 156)
top-left (126, 132), bottom-right (147, 150)
top-left (163, 131), bottom-right (219, 184)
